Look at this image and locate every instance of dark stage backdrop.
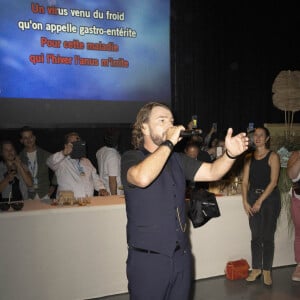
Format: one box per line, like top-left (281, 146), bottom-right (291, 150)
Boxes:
top-left (171, 1), bottom-right (300, 137)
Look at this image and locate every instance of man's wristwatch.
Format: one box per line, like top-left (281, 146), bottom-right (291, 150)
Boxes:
top-left (160, 140), bottom-right (174, 151)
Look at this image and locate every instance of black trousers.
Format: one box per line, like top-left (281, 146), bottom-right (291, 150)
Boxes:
top-left (126, 246), bottom-right (192, 300)
top-left (248, 189), bottom-right (281, 270)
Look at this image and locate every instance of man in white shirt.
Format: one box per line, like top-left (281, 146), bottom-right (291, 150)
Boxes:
top-left (47, 132), bottom-right (108, 198)
top-left (96, 128), bottom-right (123, 195)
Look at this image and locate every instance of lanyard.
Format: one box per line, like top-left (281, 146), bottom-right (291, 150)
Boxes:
top-left (28, 158), bottom-right (37, 177)
top-left (71, 159), bottom-right (85, 176)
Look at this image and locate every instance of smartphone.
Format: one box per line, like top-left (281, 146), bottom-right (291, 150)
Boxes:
top-left (191, 115), bottom-right (197, 129)
top-left (71, 140), bottom-right (86, 159)
top-left (216, 146), bottom-right (223, 158)
top-left (248, 122), bottom-right (254, 132)
top-left (212, 122), bottom-right (217, 131)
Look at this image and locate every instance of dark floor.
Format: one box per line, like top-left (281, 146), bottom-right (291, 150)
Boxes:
top-left (94, 265), bottom-right (300, 300)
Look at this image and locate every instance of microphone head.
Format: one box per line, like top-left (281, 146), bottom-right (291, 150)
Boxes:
top-left (180, 129), bottom-right (202, 137)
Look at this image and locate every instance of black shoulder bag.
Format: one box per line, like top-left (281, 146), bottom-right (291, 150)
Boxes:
top-left (188, 189), bottom-right (221, 228)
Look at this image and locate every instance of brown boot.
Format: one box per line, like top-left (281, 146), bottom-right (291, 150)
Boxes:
top-left (263, 270), bottom-right (272, 286)
top-left (246, 269), bottom-right (262, 282)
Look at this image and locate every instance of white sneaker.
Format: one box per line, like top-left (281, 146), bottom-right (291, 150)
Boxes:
top-left (292, 265), bottom-right (300, 281)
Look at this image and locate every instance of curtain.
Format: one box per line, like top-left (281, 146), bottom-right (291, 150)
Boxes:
top-left (171, 1), bottom-right (300, 137)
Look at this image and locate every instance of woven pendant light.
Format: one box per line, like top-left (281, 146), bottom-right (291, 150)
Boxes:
top-left (272, 70), bottom-right (300, 137)
top-left (272, 70), bottom-right (300, 112)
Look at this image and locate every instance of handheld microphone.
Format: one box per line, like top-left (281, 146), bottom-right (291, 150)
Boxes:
top-left (179, 129), bottom-right (202, 137)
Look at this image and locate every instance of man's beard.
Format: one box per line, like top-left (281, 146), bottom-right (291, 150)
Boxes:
top-left (150, 132), bottom-right (165, 146)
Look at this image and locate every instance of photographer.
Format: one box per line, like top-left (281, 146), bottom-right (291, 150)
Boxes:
top-left (46, 132), bottom-right (108, 198)
top-left (0, 140), bottom-right (33, 201)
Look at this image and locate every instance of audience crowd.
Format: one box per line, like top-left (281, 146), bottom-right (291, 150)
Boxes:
top-left (0, 122), bottom-right (233, 202)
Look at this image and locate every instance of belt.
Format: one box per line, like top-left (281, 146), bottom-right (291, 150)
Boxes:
top-left (129, 244), bottom-right (181, 255)
top-left (251, 188), bottom-right (265, 194)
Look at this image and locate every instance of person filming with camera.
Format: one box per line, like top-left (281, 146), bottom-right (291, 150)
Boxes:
top-left (0, 140), bottom-right (33, 202)
top-left (46, 132), bottom-right (108, 199)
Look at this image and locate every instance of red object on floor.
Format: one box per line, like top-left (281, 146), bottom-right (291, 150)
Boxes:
top-left (225, 259), bottom-right (250, 280)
